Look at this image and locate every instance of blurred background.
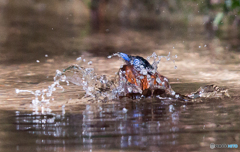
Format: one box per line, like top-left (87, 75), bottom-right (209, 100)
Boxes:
top-left (0, 0), bottom-right (240, 100)
top-left (0, 0), bottom-right (239, 64)
top-left (1, 0), bottom-right (240, 99)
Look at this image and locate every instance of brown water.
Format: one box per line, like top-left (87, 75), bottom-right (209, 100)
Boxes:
top-left (0, 1), bottom-right (240, 151)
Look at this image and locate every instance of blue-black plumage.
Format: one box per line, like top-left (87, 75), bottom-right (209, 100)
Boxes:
top-left (119, 53), bottom-right (153, 70)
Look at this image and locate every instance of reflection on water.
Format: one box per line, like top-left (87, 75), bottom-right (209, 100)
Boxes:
top-left (13, 102), bottom-right (180, 151)
top-left (0, 97), bottom-right (235, 151)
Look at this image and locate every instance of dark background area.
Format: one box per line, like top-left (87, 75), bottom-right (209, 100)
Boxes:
top-left (0, 0), bottom-right (239, 64)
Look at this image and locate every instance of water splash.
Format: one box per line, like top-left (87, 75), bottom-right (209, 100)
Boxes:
top-left (15, 69), bottom-right (67, 113)
top-left (147, 52), bottom-right (178, 71)
top-left (16, 52), bottom-right (179, 110)
top-left (107, 53), bottom-right (121, 59)
top-left (62, 64), bottom-right (117, 102)
top-left (16, 52), bottom-right (230, 113)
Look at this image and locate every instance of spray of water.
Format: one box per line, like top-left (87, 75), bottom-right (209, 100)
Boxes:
top-left (15, 69), bottom-right (67, 113)
top-left (15, 52), bottom-right (179, 112)
top-left (15, 52), bottom-right (230, 116)
top-left (147, 52), bottom-right (178, 71)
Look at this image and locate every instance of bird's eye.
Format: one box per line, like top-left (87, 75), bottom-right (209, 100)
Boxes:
top-left (133, 59), bottom-right (140, 66)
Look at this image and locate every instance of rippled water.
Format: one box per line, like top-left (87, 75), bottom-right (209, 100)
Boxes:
top-left (0, 96), bottom-right (239, 151)
top-left (1, 1), bottom-right (240, 152)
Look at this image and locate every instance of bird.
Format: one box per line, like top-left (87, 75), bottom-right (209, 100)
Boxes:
top-left (118, 53), bottom-right (172, 98)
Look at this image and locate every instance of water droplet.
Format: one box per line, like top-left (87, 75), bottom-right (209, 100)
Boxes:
top-left (204, 44), bottom-right (207, 47)
top-left (76, 57), bottom-right (81, 61)
top-left (107, 55), bottom-right (112, 58)
top-left (164, 78), bottom-right (168, 82)
top-left (36, 60), bottom-right (40, 63)
top-left (127, 87), bottom-right (132, 93)
top-left (88, 61), bottom-right (92, 65)
top-left (173, 47), bottom-right (175, 49)
top-left (152, 52), bottom-right (157, 57)
top-left (199, 46), bottom-right (201, 48)
top-left (169, 105), bottom-right (174, 112)
top-left (156, 78), bottom-right (162, 84)
top-left (122, 108), bottom-right (128, 113)
top-left (15, 89), bottom-right (19, 94)
top-left (45, 54), bottom-right (48, 57)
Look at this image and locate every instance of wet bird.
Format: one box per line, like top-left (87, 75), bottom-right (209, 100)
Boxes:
top-left (119, 53), bottom-right (172, 98)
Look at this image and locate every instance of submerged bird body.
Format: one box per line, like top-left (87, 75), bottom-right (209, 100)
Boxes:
top-left (119, 53), bottom-right (172, 98)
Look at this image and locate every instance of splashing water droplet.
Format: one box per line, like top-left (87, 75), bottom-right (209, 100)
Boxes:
top-left (17, 52), bottom-right (183, 110)
top-left (36, 60), bottom-right (40, 63)
top-left (141, 69), bottom-right (147, 75)
top-left (88, 61), bottom-right (92, 65)
top-left (156, 78), bottom-right (162, 83)
top-left (76, 57), bottom-right (81, 61)
top-left (127, 87), bottom-right (132, 93)
top-left (152, 52), bottom-right (157, 57)
top-left (122, 108), bottom-right (128, 113)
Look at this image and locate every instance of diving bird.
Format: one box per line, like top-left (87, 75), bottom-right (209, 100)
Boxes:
top-left (119, 52), bottom-right (154, 72)
top-left (119, 53), bottom-right (172, 97)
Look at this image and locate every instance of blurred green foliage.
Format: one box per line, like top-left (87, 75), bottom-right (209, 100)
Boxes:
top-left (82, 0), bottom-right (239, 30)
top-left (213, 0), bottom-right (240, 27)
top-left (225, 0), bottom-right (240, 12)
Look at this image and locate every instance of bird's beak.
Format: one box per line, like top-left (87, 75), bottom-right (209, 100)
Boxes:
top-left (119, 53), bottom-right (131, 62)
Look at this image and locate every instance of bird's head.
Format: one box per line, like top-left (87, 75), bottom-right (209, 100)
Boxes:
top-left (119, 53), bottom-right (153, 72)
